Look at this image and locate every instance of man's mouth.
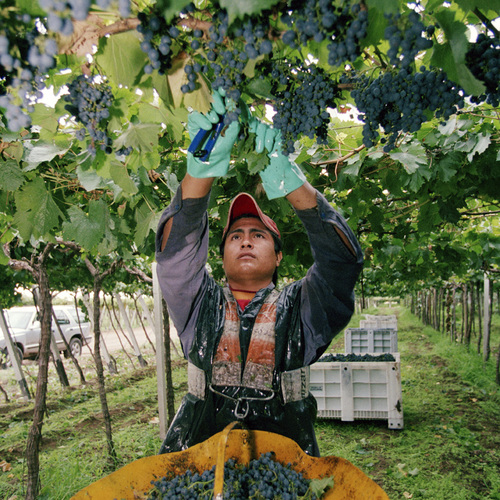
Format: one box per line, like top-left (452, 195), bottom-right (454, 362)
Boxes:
top-left (238, 252), bottom-right (255, 259)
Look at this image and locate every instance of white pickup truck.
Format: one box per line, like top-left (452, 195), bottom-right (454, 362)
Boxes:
top-left (0, 305), bottom-right (92, 365)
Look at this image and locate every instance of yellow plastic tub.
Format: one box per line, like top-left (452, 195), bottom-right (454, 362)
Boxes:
top-left (72, 423), bottom-right (389, 499)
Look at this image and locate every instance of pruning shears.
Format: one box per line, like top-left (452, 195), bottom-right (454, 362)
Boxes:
top-left (188, 115), bottom-right (226, 162)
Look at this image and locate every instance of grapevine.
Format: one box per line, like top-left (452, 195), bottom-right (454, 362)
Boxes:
top-left (0, 10), bottom-right (56, 131)
top-left (384, 11), bottom-right (434, 69)
top-left (135, 1), bottom-right (370, 152)
top-left (37, 0), bottom-right (131, 35)
top-left (0, 0), bottom-right (497, 156)
top-left (63, 75), bottom-right (114, 156)
top-left (137, 8), bottom-right (179, 76)
top-left (349, 67), bottom-right (464, 151)
top-left (466, 34), bottom-right (500, 107)
top-left (269, 61), bottom-right (340, 155)
top-left (147, 452), bottom-right (325, 499)
top-left (280, 0), bottom-right (368, 66)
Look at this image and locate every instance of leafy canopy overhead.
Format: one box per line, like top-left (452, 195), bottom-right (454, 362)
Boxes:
top-left (0, 0), bottom-right (498, 291)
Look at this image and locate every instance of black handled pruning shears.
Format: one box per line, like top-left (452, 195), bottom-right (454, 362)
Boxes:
top-left (188, 115), bottom-right (226, 162)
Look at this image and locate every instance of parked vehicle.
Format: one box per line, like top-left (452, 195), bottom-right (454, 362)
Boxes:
top-left (0, 305), bottom-right (92, 366)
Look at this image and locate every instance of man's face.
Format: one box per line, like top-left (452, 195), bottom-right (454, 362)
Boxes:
top-left (222, 217), bottom-right (282, 290)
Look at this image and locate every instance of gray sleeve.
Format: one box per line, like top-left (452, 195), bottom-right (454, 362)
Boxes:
top-left (295, 191), bottom-right (364, 365)
top-left (155, 186), bottom-right (211, 357)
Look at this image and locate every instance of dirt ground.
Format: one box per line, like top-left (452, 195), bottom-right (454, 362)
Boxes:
top-left (0, 324), bottom-right (181, 394)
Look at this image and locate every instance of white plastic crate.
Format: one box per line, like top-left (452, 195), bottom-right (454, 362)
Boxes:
top-left (309, 353), bottom-right (403, 429)
top-left (345, 328), bottom-right (398, 354)
top-left (360, 315), bottom-right (397, 330)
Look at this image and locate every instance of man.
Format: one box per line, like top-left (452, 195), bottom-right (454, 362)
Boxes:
top-left (155, 90), bottom-right (363, 456)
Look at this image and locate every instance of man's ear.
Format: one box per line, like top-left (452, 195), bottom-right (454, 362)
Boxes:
top-left (276, 251), bottom-right (283, 267)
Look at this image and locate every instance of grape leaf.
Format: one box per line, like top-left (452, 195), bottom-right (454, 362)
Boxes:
top-left (95, 31), bottom-right (145, 88)
top-left (388, 143), bottom-right (427, 174)
top-left (2, 140), bottom-right (23, 163)
top-left (245, 78), bottom-right (274, 99)
top-left (467, 133), bottom-right (491, 162)
top-left (431, 10), bottom-right (485, 95)
top-left (407, 167), bottom-right (432, 192)
top-left (453, 0), bottom-right (500, 14)
top-left (137, 102), bottom-right (187, 143)
top-left (246, 150), bottom-right (268, 175)
top-left (30, 103), bottom-right (60, 135)
top-left (418, 200), bottom-right (441, 233)
top-left (76, 166), bottom-right (107, 191)
top-left (62, 202), bottom-right (106, 249)
top-left (435, 155), bottom-right (459, 183)
top-left (15, 0), bottom-right (45, 16)
top-left (0, 160), bottom-right (25, 191)
top-left (110, 163), bottom-right (139, 194)
top-left (365, 0), bottom-right (399, 13)
top-left (309, 476), bottom-right (335, 497)
top-left (220, 0), bottom-right (281, 23)
top-left (342, 158), bottom-right (363, 177)
top-left (151, 71), bottom-right (173, 107)
top-left (114, 123), bottom-right (161, 153)
top-left (455, 63), bottom-right (486, 97)
top-left (156, 0), bottom-right (193, 22)
top-left (134, 201), bottom-right (157, 246)
top-left (26, 143), bottom-right (70, 168)
top-left (13, 178), bottom-right (64, 241)
top-left (363, 6), bottom-right (389, 46)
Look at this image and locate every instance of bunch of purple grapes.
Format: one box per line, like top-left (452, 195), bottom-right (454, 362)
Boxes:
top-left (0, 11), bottom-right (57, 131)
top-left (350, 67), bottom-right (464, 151)
top-left (63, 75), bottom-right (114, 156)
top-left (466, 33), bottom-right (500, 107)
top-left (270, 61), bottom-right (340, 155)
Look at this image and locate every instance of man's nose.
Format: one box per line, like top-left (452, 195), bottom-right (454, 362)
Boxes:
top-left (240, 235), bottom-right (253, 247)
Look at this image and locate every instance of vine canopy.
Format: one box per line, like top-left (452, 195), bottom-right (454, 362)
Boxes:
top-left (0, 0), bottom-right (499, 288)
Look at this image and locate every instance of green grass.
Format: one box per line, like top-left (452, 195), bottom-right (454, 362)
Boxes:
top-left (0, 306), bottom-right (499, 499)
top-left (317, 307), bottom-right (500, 500)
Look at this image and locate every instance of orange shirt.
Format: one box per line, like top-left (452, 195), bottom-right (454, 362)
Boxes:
top-left (230, 288), bottom-right (256, 311)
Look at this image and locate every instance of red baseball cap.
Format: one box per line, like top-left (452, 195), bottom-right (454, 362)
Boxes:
top-left (223, 193), bottom-right (280, 240)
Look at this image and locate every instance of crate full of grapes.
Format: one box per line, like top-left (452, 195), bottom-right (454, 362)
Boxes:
top-left (309, 353), bottom-right (403, 429)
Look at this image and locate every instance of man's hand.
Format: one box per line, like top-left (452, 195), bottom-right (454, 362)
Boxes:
top-left (249, 119), bottom-right (306, 200)
top-left (187, 89), bottom-right (240, 178)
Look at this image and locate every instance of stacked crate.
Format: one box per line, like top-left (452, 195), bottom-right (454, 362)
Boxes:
top-left (309, 315), bottom-right (403, 429)
top-left (360, 314), bottom-right (397, 329)
top-left (344, 328), bottom-right (398, 354)
top-left (346, 314), bottom-right (398, 354)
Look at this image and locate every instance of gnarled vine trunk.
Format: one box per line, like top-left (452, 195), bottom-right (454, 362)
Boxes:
top-left (84, 257), bottom-right (122, 464)
top-left (24, 252), bottom-right (52, 499)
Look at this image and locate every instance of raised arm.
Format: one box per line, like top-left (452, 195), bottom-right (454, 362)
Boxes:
top-left (160, 88), bottom-right (239, 251)
top-left (156, 90), bottom-right (239, 354)
top-left (251, 118), bottom-right (357, 256)
top-left (160, 174), bottom-right (214, 251)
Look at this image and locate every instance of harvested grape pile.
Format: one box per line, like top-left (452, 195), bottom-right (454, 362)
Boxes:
top-left (147, 452), bottom-right (327, 499)
top-left (319, 353), bottom-right (396, 362)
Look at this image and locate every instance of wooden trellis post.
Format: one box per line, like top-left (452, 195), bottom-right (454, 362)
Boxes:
top-left (113, 293), bottom-right (147, 367)
top-left (153, 263), bottom-right (168, 440)
top-left (82, 293), bottom-right (117, 374)
top-left (483, 273), bottom-right (491, 362)
top-left (0, 308), bottom-right (31, 400)
top-left (33, 287), bottom-right (69, 388)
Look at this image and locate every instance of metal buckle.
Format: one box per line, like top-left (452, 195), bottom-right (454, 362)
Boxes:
top-left (234, 399), bottom-right (250, 419)
top-left (208, 384), bottom-right (276, 421)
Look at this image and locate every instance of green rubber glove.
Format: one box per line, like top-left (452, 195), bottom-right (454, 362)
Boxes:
top-left (249, 119), bottom-right (306, 199)
top-left (187, 89), bottom-right (240, 178)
